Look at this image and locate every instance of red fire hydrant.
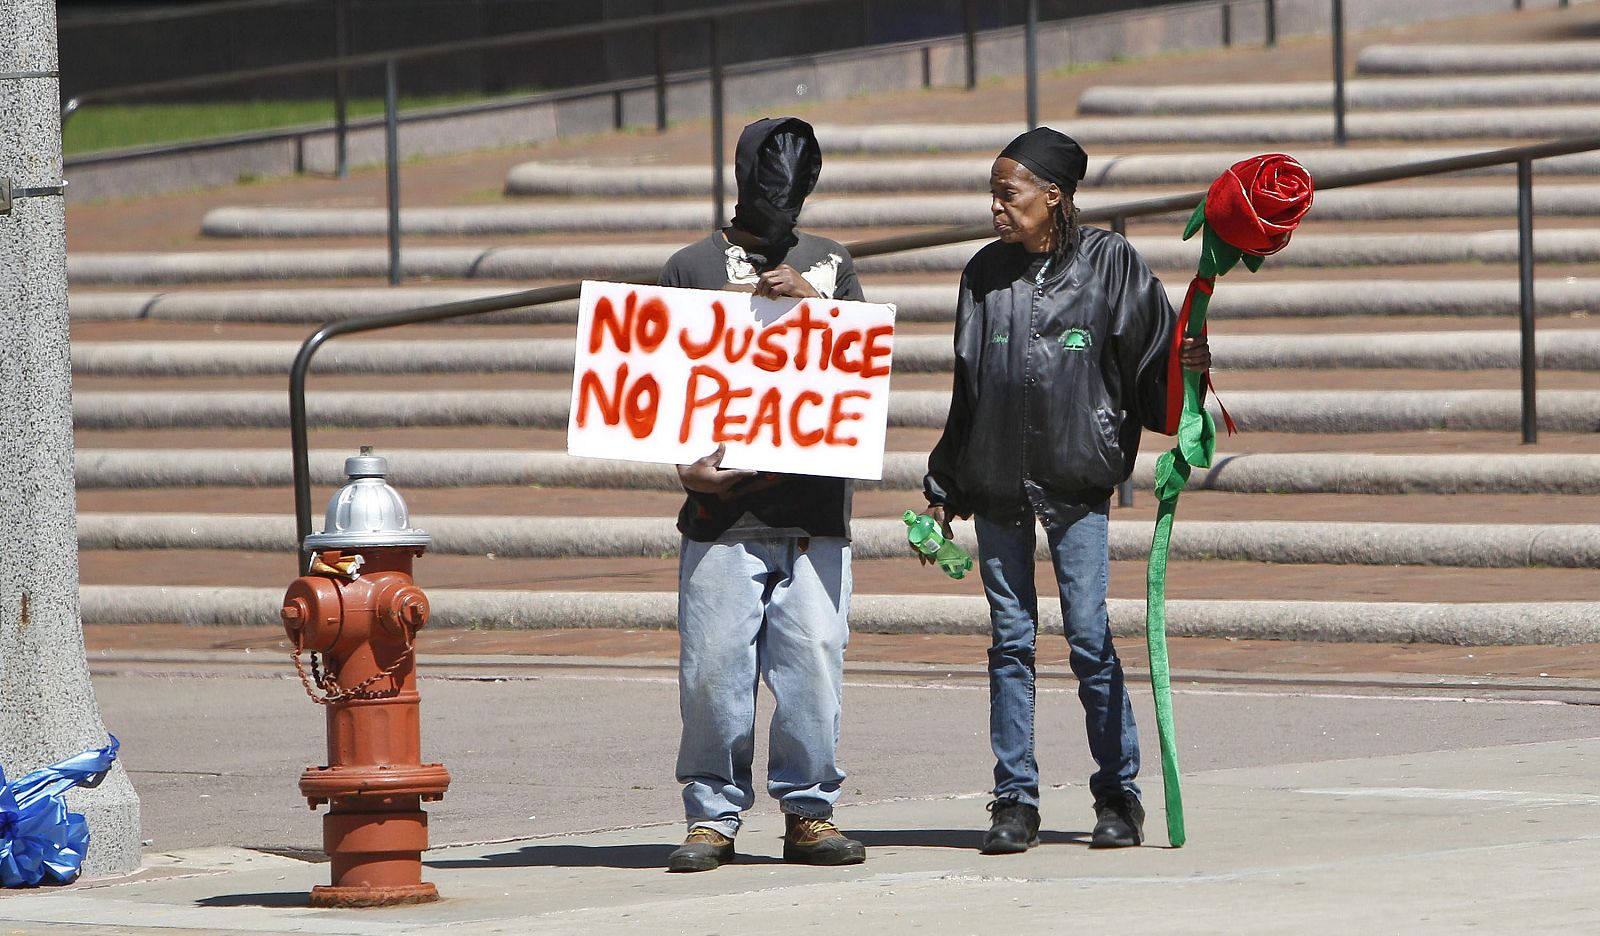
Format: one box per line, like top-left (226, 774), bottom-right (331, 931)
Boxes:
top-left (282, 450), bottom-right (450, 908)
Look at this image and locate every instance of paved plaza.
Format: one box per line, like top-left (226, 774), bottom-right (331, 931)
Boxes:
top-left (1, 641), bottom-right (1596, 934)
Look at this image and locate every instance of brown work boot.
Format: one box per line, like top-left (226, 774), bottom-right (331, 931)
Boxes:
top-left (782, 814), bottom-right (866, 866)
top-left (666, 827), bottom-right (735, 872)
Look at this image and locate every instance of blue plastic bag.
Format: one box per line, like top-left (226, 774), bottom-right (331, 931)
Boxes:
top-left (0, 736), bottom-right (119, 887)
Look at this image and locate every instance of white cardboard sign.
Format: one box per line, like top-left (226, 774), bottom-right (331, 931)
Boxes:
top-left (567, 280), bottom-right (896, 480)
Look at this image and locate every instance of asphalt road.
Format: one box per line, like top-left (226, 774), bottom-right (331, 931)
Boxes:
top-left (89, 652), bottom-right (1600, 856)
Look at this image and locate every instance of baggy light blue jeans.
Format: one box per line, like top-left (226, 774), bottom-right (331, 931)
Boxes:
top-left (974, 507), bottom-right (1140, 808)
top-left (676, 535), bottom-right (851, 838)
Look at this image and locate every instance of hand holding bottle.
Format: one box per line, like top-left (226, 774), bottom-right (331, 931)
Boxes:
top-left (904, 507), bottom-right (973, 580)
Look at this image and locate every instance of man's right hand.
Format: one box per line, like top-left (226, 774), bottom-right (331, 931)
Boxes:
top-left (678, 444), bottom-right (759, 499)
top-left (754, 264), bottom-right (820, 300)
top-left (913, 505), bottom-right (957, 566)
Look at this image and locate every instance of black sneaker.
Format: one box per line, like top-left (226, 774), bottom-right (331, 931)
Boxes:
top-left (982, 798), bottom-right (1041, 854)
top-left (1091, 790), bottom-right (1145, 848)
top-left (667, 827), bottom-right (735, 872)
top-left (782, 814), bottom-right (866, 865)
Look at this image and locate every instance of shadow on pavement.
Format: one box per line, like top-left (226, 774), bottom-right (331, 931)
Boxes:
top-left (197, 892), bottom-right (308, 908)
top-left (850, 828), bottom-right (1092, 849)
top-left (428, 842), bottom-right (784, 870)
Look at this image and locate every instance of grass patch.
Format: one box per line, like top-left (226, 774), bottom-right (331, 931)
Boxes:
top-left (62, 93), bottom-right (495, 156)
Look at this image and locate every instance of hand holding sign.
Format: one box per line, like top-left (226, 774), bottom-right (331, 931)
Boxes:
top-left (754, 264), bottom-right (821, 300)
top-left (569, 281), bottom-right (896, 480)
top-left (677, 444), bottom-right (758, 498)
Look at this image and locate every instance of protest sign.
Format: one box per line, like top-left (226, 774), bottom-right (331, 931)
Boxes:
top-left (567, 281), bottom-right (896, 480)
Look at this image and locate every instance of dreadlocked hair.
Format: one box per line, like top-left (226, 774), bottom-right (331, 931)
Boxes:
top-left (1048, 197), bottom-right (1080, 272)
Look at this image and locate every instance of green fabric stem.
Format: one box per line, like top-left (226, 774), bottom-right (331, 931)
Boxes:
top-left (1143, 214), bottom-right (1234, 848)
top-left (1144, 495), bottom-right (1186, 848)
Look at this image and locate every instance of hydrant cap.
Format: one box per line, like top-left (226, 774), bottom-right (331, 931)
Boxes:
top-left (343, 454), bottom-right (389, 479)
top-left (303, 453), bottom-right (432, 550)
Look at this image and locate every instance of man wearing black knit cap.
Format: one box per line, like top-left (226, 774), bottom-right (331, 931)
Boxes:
top-left (658, 117), bottom-right (868, 873)
top-left (919, 127), bottom-right (1211, 854)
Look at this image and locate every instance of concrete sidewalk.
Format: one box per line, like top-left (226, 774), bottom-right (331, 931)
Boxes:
top-left (3, 737), bottom-right (1596, 934)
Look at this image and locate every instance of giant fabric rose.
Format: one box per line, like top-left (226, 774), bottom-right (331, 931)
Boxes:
top-left (1202, 154), bottom-right (1314, 256)
top-left (1143, 156), bottom-right (1315, 851)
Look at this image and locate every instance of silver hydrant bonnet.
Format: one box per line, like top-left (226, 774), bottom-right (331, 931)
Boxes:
top-left (303, 451), bottom-right (431, 550)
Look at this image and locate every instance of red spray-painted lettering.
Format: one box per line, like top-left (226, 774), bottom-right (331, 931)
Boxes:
top-left (576, 363), bottom-right (660, 439)
top-left (675, 302), bottom-right (891, 377)
top-left (678, 366), bottom-right (867, 449)
top-left (590, 292), bottom-right (670, 354)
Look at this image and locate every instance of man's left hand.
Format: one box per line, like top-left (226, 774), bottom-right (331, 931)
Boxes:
top-left (754, 264), bottom-right (820, 300)
top-left (1180, 335), bottom-right (1211, 372)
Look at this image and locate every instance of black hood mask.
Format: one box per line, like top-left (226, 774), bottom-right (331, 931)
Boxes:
top-left (731, 117), bottom-right (822, 266)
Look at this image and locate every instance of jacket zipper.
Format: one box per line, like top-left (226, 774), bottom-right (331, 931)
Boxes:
top-left (1019, 258), bottom-right (1049, 525)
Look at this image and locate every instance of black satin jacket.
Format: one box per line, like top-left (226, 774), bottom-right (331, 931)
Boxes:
top-left (924, 228), bottom-right (1178, 524)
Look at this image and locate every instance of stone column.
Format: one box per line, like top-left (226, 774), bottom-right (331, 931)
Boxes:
top-left (0, 0), bottom-right (141, 877)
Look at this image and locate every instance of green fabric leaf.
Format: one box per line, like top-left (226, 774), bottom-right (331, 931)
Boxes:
top-left (1182, 201), bottom-right (1207, 241)
top-left (1177, 402), bottom-right (1215, 468)
top-left (1153, 450), bottom-right (1192, 502)
top-left (1197, 225), bottom-right (1242, 278)
top-left (1242, 253), bottom-right (1265, 273)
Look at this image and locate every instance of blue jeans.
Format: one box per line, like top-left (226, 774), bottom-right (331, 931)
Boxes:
top-left (975, 507), bottom-right (1139, 807)
top-left (676, 535), bottom-right (851, 838)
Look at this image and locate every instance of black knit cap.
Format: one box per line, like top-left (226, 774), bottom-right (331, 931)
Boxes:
top-left (998, 127), bottom-right (1088, 193)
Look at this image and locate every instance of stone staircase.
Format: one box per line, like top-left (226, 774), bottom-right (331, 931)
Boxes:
top-left (65, 4), bottom-right (1600, 643)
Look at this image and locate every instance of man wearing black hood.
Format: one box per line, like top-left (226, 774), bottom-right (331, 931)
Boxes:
top-left (658, 117), bottom-right (867, 873)
top-left (922, 128), bottom-right (1210, 855)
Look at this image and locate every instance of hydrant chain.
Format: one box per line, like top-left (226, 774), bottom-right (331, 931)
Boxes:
top-left (291, 633), bottom-right (415, 705)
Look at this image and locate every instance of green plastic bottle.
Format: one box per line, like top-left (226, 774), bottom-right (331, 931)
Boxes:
top-left (903, 510), bottom-right (974, 580)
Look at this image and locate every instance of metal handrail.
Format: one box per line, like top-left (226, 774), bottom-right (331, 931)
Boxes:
top-left (83, 0), bottom-right (1503, 296)
top-left (289, 131), bottom-right (1600, 562)
top-left (63, 0), bottom-right (1573, 190)
top-left (65, 0), bottom-right (1286, 209)
top-left (63, 0), bottom-right (846, 111)
top-left (63, 0), bottom-right (937, 282)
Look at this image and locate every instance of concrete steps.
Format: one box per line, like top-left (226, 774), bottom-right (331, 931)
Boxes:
top-left (72, 512), bottom-right (1600, 569)
top-left (810, 108), bottom-right (1600, 153)
top-left (198, 185), bottom-right (1600, 239)
top-left (65, 279), bottom-right (1600, 324)
top-left (64, 25), bottom-right (1600, 639)
top-left (1077, 75), bottom-right (1600, 115)
top-left (64, 230), bottom-right (1600, 285)
top-left (71, 448), bottom-right (1600, 495)
top-left (503, 148), bottom-right (1600, 197)
top-left (76, 586), bottom-right (1600, 645)
top-left (64, 388), bottom-right (1600, 433)
top-left (1357, 41), bottom-right (1600, 75)
top-left (67, 331), bottom-right (1600, 377)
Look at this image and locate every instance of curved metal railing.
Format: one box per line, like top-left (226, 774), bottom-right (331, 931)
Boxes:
top-left (288, 131), bottom-right (1600, 564)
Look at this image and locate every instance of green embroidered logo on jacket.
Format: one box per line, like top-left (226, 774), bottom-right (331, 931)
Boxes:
top-left (991, 332), bottom-right (1009, 345)
top-left (1060, 328), bottom-right (1093, 351)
